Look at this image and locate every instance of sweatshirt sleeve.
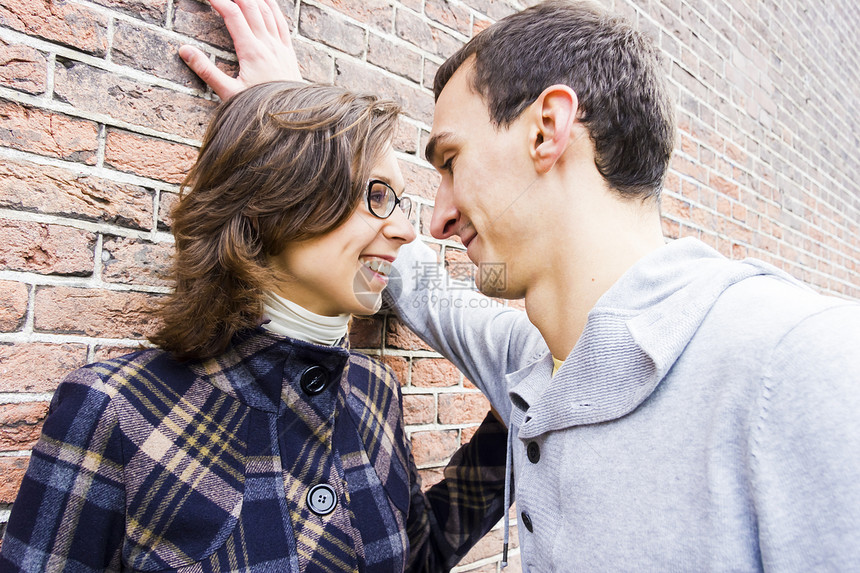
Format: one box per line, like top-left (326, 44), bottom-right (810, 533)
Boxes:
top-left (404, 411), bottom-right (508, 572)
top-left (0, 368), bottom-right (126, 572)
top-left (751, 304), bottom-right (860, 570)
top-left (387, 240), bottom-right (545, 421)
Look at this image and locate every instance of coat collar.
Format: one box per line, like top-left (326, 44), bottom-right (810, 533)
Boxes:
top-left (190, 328), bottom-right (351, 414)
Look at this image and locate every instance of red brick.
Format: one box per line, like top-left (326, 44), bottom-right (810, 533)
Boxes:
top-left (438, 392), bottom-right (491, 424)
top-left (0, 0), bottom-right (108, 56)
top-left (93, 344), bottom-right (141, 362)
top-left (386, 317), bottom-right (433, 351)
top-left (0, 280), bottom-right (28, 332)
top-left (171, 0), bottom-right (234, 50)
top-left (399, 159), bottom-right (440, 201)
top-left (367, 33), bottom-right (423, 83)
top-left (473, 16), bottom-right (492, 37)
top-left (314, 0), bottom-right (392, 32)
top-left (0, 100), bottom-right (98, 164)
top-left (0, 402), bottom-right (49, 452)
top-left (294, 40), bottom-right (334, 84)
top-left (53, 60), bottom-right (216, 141)
top-left (0, 220), bottom-right (95, 276)
top-left (460, 424), bottom-right (479, 442)
top-left (0, 159), bottom-right (153, 230)
top-left (101, 236), bottom-right (173, 287)
top-left (0, 342), bottom-right (88, 393)
top-left (105, 130), bottom-right (198, 185)
top-left (348, 315), bottom-right (384, 348)
top-left (299, 4), bottom-right (366, 57)
top-left (395, 8), bottom-right (463, 59)
top-left (411, 357), bottom-right (460, 387)
top-left (335, 57), bottom-right (434, 125)
top-left (460, 0), bottom-right (518, 20)
top-left (393, 120), bottom-right (419, 155)
top-left (0, 39), bottom-right (46, 95)
top-left (0, 455), bottom-right (29, 504)
top-left (425, 0), bottom-right (472, 36)
top-left (423, 59), bottom-right (440, 90)
top-left (158, 191), bottom-right (179, 231)
top-left (111, 20), bottom-right (205, 89)
top-left (34, 287), bottom-right (160, 339)
top-left (93, 0), bottom-right (167, 24)
top-left (410, 428), bottom-right (458, 467)
top-left (417, 467), bottom-right (444, 492)
top-left (403, 393), bottom-right (434, 425)
top-left (379, 355), bottom-right (409, 385)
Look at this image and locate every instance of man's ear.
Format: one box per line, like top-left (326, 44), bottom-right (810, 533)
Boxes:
top-left (528, 85), bottom-right (578, 174)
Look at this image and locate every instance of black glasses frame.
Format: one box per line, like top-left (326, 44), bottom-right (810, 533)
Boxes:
top-left (365, 179), bottom-right (412, 219)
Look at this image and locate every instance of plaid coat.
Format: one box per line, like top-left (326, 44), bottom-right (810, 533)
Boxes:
top-left (0, 329), bottom-right (507, 572)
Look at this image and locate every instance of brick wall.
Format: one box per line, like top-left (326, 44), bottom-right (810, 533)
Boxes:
top-left (0, 0), bottom-right (858, 571)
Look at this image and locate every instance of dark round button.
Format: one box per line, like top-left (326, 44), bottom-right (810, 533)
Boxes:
top-left (300, 365), bottom-right (329, 395)
top-left (306, 483), bottom-right (337, 516)
top-left (527, 441), bottom-right (540, 463)
top-left (520, 511), bottom-right (533, 532)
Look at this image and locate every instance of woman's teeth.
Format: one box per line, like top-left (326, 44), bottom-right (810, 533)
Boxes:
top-left (362, 259), bottom-right (391, 277)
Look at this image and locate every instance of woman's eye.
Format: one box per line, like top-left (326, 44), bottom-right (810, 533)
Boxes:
top-left (369, 190), bottom-right (387, 205)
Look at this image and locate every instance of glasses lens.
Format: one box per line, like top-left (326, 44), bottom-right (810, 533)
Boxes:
top-left (368, 181), bottom-right (394, 217)
top-left (398, 196), bottom-right (412, 218)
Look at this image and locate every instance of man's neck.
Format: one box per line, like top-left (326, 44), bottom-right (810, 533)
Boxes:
top-left (524, 198), bottom-right (666, 361)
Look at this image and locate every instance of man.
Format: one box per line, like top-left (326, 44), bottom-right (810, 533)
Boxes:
top-left (183, 0), bottom-right (860, 570)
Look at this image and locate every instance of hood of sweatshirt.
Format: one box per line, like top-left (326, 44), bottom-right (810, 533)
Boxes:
top-left (510, 237), bottom-right (800, 440)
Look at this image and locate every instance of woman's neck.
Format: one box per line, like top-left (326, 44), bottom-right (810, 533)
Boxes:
top-left (261, 291), bottom-right (350, 346)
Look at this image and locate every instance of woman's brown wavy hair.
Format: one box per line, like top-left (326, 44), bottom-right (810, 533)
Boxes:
top-left (149, 81), bottom-right (401, 360)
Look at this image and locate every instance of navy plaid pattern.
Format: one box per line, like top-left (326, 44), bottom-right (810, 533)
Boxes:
top-left (0, 329), bottom-right (507, 572)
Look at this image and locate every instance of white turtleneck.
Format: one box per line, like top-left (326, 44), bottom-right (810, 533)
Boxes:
top-left (261, 291), bottom-right (350, 346)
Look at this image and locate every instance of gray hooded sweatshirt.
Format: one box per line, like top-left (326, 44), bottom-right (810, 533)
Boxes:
top-left (389, 237), bottom-right (860, 571)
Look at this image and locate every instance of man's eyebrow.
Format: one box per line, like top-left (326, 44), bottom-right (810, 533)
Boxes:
top-left (424, 132), bottom-right (455, 165)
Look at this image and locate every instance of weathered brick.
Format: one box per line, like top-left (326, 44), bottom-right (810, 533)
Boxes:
top-left (395, 8), bottom-right (463, 59)
top-left (0, 402), bottom-right (49, 452)
top-left (379, 355), bottom-right (409, 385)
top-left (410, 428), bottom-right (458, 467)
top-left (0, 100), bottom-right (98, 164)
top-left (403, 393), bottom-right (434, 425)
top-left (92, 0), bottom-right (167, 24)
top-left (425, 0), bottom-right (472, 36)
top-left (438, 392), bottom-right (490, 424)
top-left (294, 40), bottom-right (334, 84)
top-left (0, 342), bottom-right (88, 393)
top-left (0, 455), bottom-right (29, 504)
top-left (0, 159), bottom-right (153, 230)
top-left (0, 39), bottom-right (46, 95)
top-left (34, 287), bottom-right (160, 339)
top-left (0, 0), bottom-right (108, 56)
top-left (348, 315), bottom-right (384, 348)
top-left (423, 58), bottom-right (440, 90)
top-left (411, 357), bottom-right (460, 387)
top-left (459, 0), bottom-right (518, 21)
top-left (172, 0), bottom-right (233, 50)
top-left (101, 236), bottom-right (173, 287)
top-left (367, 33), bottom-right (423, 83)
top-left (0, 280), bottom-right (27, 332)
top-left (386, 317), bottom-right (433, 351)
top-left (111, 20), bottom-right (205, 89)
top-left (158, 191), bottom-right (179, 231)
top-left (93, 344), bottom-right (142, 362)
top-left (315, 0), bottom-right (393, 32)
top-left (472, 16), bottom-right (492, 37)
top-left (392, 119), bottom-right (419, 155)
top-left (398, 159), bottom-right (440, 200)
top-left (104, 129), bottom-right (198, 185)
top-left (299, 4), bottom-right (366, 58)
top-left (335, 58), bottom-right (434, 124)
top-left (53, 60), bottom-right (215, 141)
top-left (417, 467), bottom-right (443, 492)
top-left (0, 220), bottom-right (95, 276)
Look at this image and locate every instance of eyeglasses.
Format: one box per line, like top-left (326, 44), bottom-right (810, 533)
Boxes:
top-left (366, 179), bottom-right (412, 219)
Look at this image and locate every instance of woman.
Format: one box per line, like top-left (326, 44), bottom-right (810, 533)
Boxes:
top-left (0, 82), bottom-right (507, 572)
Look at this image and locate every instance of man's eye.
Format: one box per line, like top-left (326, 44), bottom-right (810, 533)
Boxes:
top-left (441, 157), bottom-right (454, 173)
